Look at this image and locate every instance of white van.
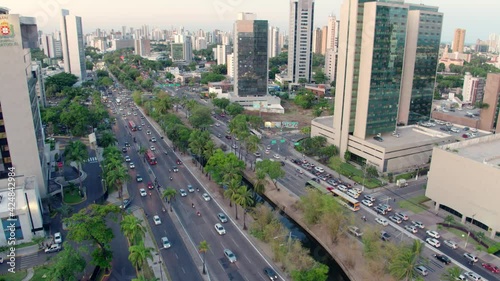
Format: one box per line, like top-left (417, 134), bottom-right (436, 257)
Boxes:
top-left (347, 189), bottom-right (359, 198)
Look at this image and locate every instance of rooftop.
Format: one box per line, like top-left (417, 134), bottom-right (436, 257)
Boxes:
top-left (440, 134), bottom-right (500, 168)
top-left (432, 100), bottom-right (480, 120)
top-left (364, 125), bottom-right (453, 148)
top-left (313, 116), bottom-right (333, 127)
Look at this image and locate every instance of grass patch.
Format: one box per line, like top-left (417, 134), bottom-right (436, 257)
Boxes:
top-left (398, 195), bottom-right (430, 214)
top-left (63, 187), bottom-right (84, 204)
top-left (328, 157), bottom-right (382, 189)
top-left (31, 265), bottom-right (52, 280)
top-left (0, 241), bottom-right (38, 252)
top-left (0, 269), bottom-right (27, 281)
top-left (444, 227), bottom-right (488, 252)
top-left (395, 172), bottom-right (415, 181)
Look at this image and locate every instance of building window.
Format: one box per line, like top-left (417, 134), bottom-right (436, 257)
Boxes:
top-left (2, 216), bottom-right (24, 240)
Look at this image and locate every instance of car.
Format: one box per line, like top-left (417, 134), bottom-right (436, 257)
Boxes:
top-left (215, 123), bottom-right (220, 127)
top-left (482, 263), bottom-right (500, 274)
top-left (426, 230), bottom-right (440, 239)
top-left (337, 185), bottom-right (348, 192)
top-left (140, 188), bottom-right (147, 197)
top-left (161, 237), bottom-right (171, 249)
top-left (54, 232), bottom-right (62, 244)
top-left (120, 198), bottom-right (132, 209)
top-left (273, 154), bottom-right (280, 159)
top-left (176, 159), bottom-right (182, 165)
top-left (375, 217), bottom-right (389, 226)
top-left (150, 146), bottom-right (156, 151)
top-left (411, 221), bottom-right (425, 229)
top-left (125, 156), bottom-right (131, 162)
top-left (426, 238), bottom-right (441, 248)
top-left (146, 130), bottom-right (152, 135)
top-left (224, 249), bottom-right (237, 263)
top-left (202, 193), bottom-right (210, 201)
top-left (373, 136), bottom-right (384, 142)
top-left (348, 226), bottom-right (363, 237)
top-left (187, 185), bottom-right (195, 193)
top-left (231, 144), bottom-right (238, 149)
top-left (395, 212), bottom-right (409, 221)
top-left (433, 254), bottom-right (451, 265)
top-left (129, 162), bottom-right (135, 169)
top-left (225, 135), bottom-right (232, 139)
top-left (263, 267), bottom-right (278, 280)
top-left (296, 168), bottom-right (303, 174)
top-left (150, 137), bottom-right (157, 142)
top-left (379, 204), bottom-right (392, 212)
top-left (45, 244), bottom-right (62, 253)
top-left (404, 225), bottom-right (418, 233)
top-left (214, 223), bottom-right (226, 235)
top-left (125, 142), bottom-right (130, 147)
top-left (136, 174), bottom-right (143, 182)
top-left (374, 206), bottom-right (387, 215)
top-left (314, 166), bottom-right (325, 173)
top-left (122, 147), bottom-right (127, 153)
top-left (464, 271), bottom-right (482, 281)
top-left (380, 231), bottom-right (391, 241)
top-left (179, 189), bottom-right (187, 197)
top-left (254, 152), bottom-right (261, 157)
top-left (265, 149), bottom-right (270, 154)
top-left (141, 122), bottom-right (145, 126)
top-left (147, 182), bottom-right (154, 190)
top-left (414, 265), bottom-right (429, 276)
top-left (218, 213), bottom-right (228, 223)
top-left (443, 240), bottom-right (458, 249)
top-left (389, 215), bottom-right (402, 224)
top-left (463, 252), bottom-right (479, 263)
top-left (361, 199), bottom-right (373, 206)
top-left (153, 215), bottom-right (161, 225)
top-left (266, 145), bottom-right (271, 150)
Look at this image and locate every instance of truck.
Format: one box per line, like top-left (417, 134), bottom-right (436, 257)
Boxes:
top-left (396, 179), bottom-right (408, 187)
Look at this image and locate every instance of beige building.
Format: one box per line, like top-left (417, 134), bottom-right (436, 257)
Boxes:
top-left (426, 134), bottom-right (500, 238)
top-left (452, 28), bottom-right (466, 53)
top-left (312, 27), bottom-right (322, 54)
top-left (320, 26), bottom-right (328, 55)
top-left (479, 73), bottom-right (500, 133)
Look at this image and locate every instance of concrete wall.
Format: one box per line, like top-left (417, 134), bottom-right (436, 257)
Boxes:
top-left (431, 111), bottom-right (479, 128)
top-left (426, 147), bottom-right (500, 238)
top-left (311, 118), bottom-right (335, 145)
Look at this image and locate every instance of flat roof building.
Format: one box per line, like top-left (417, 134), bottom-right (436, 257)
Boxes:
top-left (60, 9), bottom-right (86, 81)
top-left (426, 133), bottom-right (500, 238)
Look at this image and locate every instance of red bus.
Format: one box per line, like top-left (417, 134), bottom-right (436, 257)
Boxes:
top-left (145, 149), bottom-right (157, 165)
top-left (128, 120), bottom-right (137, 131)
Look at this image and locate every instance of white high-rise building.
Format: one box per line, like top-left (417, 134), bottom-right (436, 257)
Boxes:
top-left (287, 0), bottom-right (315, 83)
top-left (326, 15), bottom-right (339, 51)
top-left (462, 72), bottom-right (485, 104)
top-left (324, 48), bottom-right (337, 83)
top-left (171, 35), bottom-right (192, 63)
top-left (227, 53), bottom-right (235, 78)
top-left (134, 38), bottom-right (151, 57)
top-left (216, 44), bottom-right (231, 65)
top-left (60, 9), bottom-right (86, 81)
top-left (41, 34), bottom-right (56, 58)
top-left (268, 26), bottom-right (280, 58)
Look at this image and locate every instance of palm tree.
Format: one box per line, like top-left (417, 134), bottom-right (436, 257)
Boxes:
top-left (224, 177), bottom-right (243, 219)
top-left (120, 215), bottom-right (146, 245)
top-left (162, 187), bottom-right (177, 212)
top-left (245, 135), bottom-right (260, 168)
top-left (63, 140), bottom-right (89, 192)
top-left (444, 215), bottom-right (455, 226)
top-left (198, 240), bottom-right (210, 275)
top-left (105, 164), bottom-right (130, 199)
top-left (57, 204), bottom-right (73, 218)
top-left (129, 244), bottom-right (154, 275)
top-left (98, 131), bottom-right (117, 148)
top-left (441, 266), bottom-right (462, 281)
top-left (388, 239), bottom-right (423, 281)
top-left (234, 186), bottom-right (254, 230)
top-left (189, 131), bottom-right (204, 168)
top-left (253, 170), bottom-right (267, 194)
top-left (203, 141), bottom-right (216, 162)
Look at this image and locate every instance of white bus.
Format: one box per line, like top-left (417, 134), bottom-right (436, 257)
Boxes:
top-left (249, 129), bottom-right (262, 139)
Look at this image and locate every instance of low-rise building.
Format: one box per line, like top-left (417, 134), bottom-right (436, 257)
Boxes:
top-left (426, 134), bottom-right (500, 238)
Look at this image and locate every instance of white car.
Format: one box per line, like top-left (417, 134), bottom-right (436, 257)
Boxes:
top-left (443, 240), bottom-right (458, 249)
top-left (161, 237), bottom-right (171, 249)
top-left (361, 199), bottom-right (373, 206)
top-left (314, 166), bottom-right (324, 173)
top-left (125, 156), bottom-right (131, 162)
top-left (153, 215), bottom-right (161, 225)
top-left (404, 225), bottom-right (418, 233)
top-left (150, 137), bottom-right (157, 142)
top-left (150, 146), bottom-right (156, 151)
top-left (426, 237), bottom-right (441, 248)
top-left (202, 193), bottom-right (211, 201)
top-left (389, 215), bottom-right (402, 224)
top-left (463, 271), bottom-right (482, 281)
top-left (375, 217), bottom-right (388, 226)
top-left (463, 253), bottom-right (479, 263)
top-left (395, 212), bottom-right (409, 221)
top-left (215, 123), bottom-right (220, 127)
top-left (273, 154), bottom-right (280, 159)
top-left (265, 149), bottom-right (270, 154)
top-left (146, 130), bottom-right (152, 135)
top-left (129, 162), bottom-right (135, 169)
top-left (426, 230), bottom-right (440, 239)
top-left (224, 249), bottom-right (237, 263)
top-left (54, 232), bottom-right (62, 244)
top-left (412, 221), bottom-right (425, 229)
top-left (140, 188), bottom-right (147, 197)
top-left (179, 189), bottom-right (187, 197)
top-left (214, 223), bottom-right (226, 235)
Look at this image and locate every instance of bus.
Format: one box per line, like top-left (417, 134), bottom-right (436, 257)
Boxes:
top-left (145, 149), bottom-right (157, 165)
top-left (331, 189), bottom-right (361, 212)
top-left (128, 120), bottom-right (137, 131)
top-left (249, 129), bottom-right (262, 139)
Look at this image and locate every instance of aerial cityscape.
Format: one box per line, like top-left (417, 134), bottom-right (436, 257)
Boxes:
top-left (0, 0), bottom-right (499, 280)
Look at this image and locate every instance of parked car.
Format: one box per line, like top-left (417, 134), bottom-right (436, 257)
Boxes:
top-left (433, 254), bottom-right (450, 265)
top-left (45, 244), bottom-right (62, 253)
top-left (404, 225), bottom-right (418, 233)
top-left (54, 232), bottom-right (62, 244)
top-left (463, 271), bottom-right (482, 281)
top-left (414, 265), bottom-right (429, 276)
top-left (443, 240), bottom-right (458, 249)
top-left (482, 263), bottom-right (500, 274)
top-left (463, 253), bottom-right (479, 263)
top-left (348, 226), bottom-right (363, 237)
top-left (375, 217), bottom-right (389, 226)
top-left (395, 212), bottom-right (409, 221)
top-left (120, 198), bottom-right (132, 209)
top-left (380, 231), bottom-right (391, 241)
top-left (426, 230), bottom-right (440, 239)
top-left (389, 216), bottom-right (402, 224)
top-left (412, 221), bottom-right (425, 229)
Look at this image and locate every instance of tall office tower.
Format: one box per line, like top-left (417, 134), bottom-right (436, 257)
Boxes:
top-left (333, 0), bottom-right (443, 155)
top-left (227, 53), bottom-right (235, 78)
top-left (60, 9), bottom-right (86, 81)
top-left (279, 33), bottom-right (286, 51)
top-left (196, 37), bottom-right (207, 50)
top-left (479, 74), bottom-right (500, 133)
top-left (0, 11), bottom-right (47, 245)
top-left (268, 26), bottom-right (280, 58)
top-left (324, 48), bottom-right (337, 83)
top-left (122, 26), bottom-right (127, 38)
top-left (287, 0), bottom-right (315, 83)
top-left (312, 27), bottom-right (322, 54)
top-left (171, 35), bottom-right (192, 63)
top-left (452, 28), bottom-right (466, 53)
top-left (320, 26), bottom-right (328, 55)
top-left (488, 33), bottom-right (499, 53)
top-left (234, 13), bottom-right (268, 97)
top-left (216, 44), bottom-right (231, 65)
top-left (134, 38), bottom-right (151, 57)
top-left (142, 25), bottom-right (149, 39)
top-left (326, 15), bottom-right (338, 50)
top-left (41, 34), bottom-right (56, 58)
top-left (462, 72), bottom-right (485, 104)
top-left (206, 31), bottom-right (214, 44)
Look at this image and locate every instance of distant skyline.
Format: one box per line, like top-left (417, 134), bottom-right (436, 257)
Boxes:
top-left (2, 0), bottom-right (499, 42)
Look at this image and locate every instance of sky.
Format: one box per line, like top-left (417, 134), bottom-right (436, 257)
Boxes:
top-left (2, 0), bottom-right (499, 42)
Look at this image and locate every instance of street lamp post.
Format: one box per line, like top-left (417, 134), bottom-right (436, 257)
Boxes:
top-left (464, 213), bottom-right (476, 248)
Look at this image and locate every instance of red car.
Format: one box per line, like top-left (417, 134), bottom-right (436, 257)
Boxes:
top-left (482, 263), bottom-right (500, 273)
top-left (326, 187), bottom-right (334, 192)
top-left (147, 182), bottom-right (154, 190)
top-left (176, 159), bottom-right (182, 165)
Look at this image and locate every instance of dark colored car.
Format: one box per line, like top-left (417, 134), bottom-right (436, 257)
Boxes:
top-left (380, 231), bottom-right (391, 241)
top-left (122, 147), bottom-right (127, 153)
top-left (120, 198), bottom-right (132, 209)
top-left (147, 182), bottom-right (154, 190)
top-left (433, 254), bottom-right (451, 265)
top-left (263, 267), bottom-right (278, 280)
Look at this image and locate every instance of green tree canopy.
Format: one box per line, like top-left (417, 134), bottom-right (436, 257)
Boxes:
top-left (256, 159), bottom-right (286, 190)
top-left (226, 102), bottom-right (245, 116)
top-left (188, 105), bottom-right (214, 129)
top-left (45, 243), bottom-right (86, 281)
top-left (213, 98), bottom-right (230, 111)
